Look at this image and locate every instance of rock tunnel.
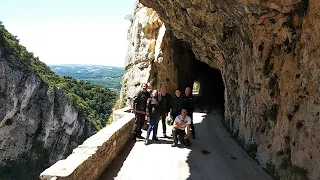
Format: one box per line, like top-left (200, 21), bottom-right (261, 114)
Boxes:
top-left (122, 1), bottom-right (319, 178)
top-left (172, 39), bottom-right (225, 111)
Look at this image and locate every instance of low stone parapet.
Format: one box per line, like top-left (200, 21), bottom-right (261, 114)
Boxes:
top-left (39, 106), bottom-right (135, 180)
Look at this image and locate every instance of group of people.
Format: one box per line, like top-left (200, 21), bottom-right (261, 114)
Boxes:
top-left (131, 83), bottom-right (195, 147)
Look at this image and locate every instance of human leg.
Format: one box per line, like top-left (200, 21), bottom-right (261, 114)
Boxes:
top-left (171, 128), bottom-right (179, 146)
top-left (171, 113), bottom-right (178, 122)
top-left (151, 115), bottom-right (160, 140)
top-left (188, 112), bottom-right (196, 138)
top-left (177, 129), bottom-right (186, 145)
top-left (161, 112), bottom-right (167, 136)
top-left (133, 113), bottom-right (145, 139)
top-left (146, 122), bottom-right (154, 139)
top-left (169, 113), bottom-right (178, 136)
top-left (183, 138), bottom-right (190, 147)
top-left (145, 117), bottom-right (155, 145)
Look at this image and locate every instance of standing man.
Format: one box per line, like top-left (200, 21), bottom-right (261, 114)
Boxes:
top-left (170, 89), bottom-right (183, 121)
top-left (131, 83), bottom-right (150, 140)
top-left (171, 108), bottom-right (191, 147)
top-left (183, 86), bottom-right (196, 139)
top-left (158, 86), bottom-right (172, 138)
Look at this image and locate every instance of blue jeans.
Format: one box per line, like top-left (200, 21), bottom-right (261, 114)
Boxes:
top-left (146, 114), bottom-right (160, 139)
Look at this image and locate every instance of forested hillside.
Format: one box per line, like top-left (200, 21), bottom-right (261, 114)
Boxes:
top-left (49, 64), bottom-right (124, 91)
top-left (0, 22), bottom-right (117, 131)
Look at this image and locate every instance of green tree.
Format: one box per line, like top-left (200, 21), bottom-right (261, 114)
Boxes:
top-left (125, 13), bottom-right (134, 23)
top-left (193, 81), bottom-right (200, 91)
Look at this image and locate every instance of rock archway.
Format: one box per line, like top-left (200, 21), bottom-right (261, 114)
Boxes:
top-left (169, 39), bottom-right (225, 110)
top-left (193, 60), bottom-right (225, 109)
top-left (142, 33), bottom-right (225, 110)
top-left (122, 1), bottom-right (320, 179)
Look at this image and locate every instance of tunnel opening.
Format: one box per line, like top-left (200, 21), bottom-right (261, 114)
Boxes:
top-left (192, 60), bottom-right (225, 111)
top-left (172, 39), bottom-right (225, 112)
top-left (192, 81), bottom-right (200, 94)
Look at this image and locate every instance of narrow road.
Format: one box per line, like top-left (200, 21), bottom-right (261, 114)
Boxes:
top-left (100, 109), bottom-right (272, 180)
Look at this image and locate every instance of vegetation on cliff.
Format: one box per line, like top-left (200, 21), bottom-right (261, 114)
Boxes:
top-left (49, 64), bottom-right (124, 91)
top-left (0, 23), bottom-right (117, 131)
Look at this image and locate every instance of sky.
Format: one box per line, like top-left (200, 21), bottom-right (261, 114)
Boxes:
top-left (0, 0), bottom-right (136, 67)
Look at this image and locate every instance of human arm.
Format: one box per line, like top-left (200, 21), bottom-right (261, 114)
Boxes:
top-left (184, 124), bottom-right (191, 139)
top-left (131, 91), bottom-right (141, 112)
top-left (173, 120), bottom-right (180, 129)
top-left (190, 96), bottom-right (195, 113)
top-left (146, 98), bottom-right (151, 121)
top-left (173, 116), bottom-right (180, 128)
top-left (170, 97), bottom-right (174, 115)
top-left (166, 94), bottom-right (172, 114)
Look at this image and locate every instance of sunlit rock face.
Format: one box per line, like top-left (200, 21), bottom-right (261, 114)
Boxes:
top-left (121, 0), bottom-right (320, 179)
top-left (0, 48), bottom-right (90, 179)
top-left (120, 2), bottom-right (179, 105)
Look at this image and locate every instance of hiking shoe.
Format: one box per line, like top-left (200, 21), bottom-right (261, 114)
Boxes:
top-left (144, 139), bottom-right (149, 145)
top-left (171, 143), bottom-right (177, 147)
top-left (183, 143), bottom-right (190, 148)
top-left (163, 134), bottom-right (168, 138)
top-left (152, 137), bottom-right (159, 141)
top-left (137, 135), bottom-right (144, 139)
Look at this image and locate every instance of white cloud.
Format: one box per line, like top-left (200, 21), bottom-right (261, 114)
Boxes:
top-left (5, 22), bottom-right (129, 67)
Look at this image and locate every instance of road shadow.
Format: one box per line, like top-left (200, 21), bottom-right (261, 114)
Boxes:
top-left (145, 138), bottom-right (173, 145)
top-left (184, 108), bottom-right (272, 180)
top-left (99, 136), bottom-right (172, 179)
top-left (99, 140), bottom-right (135, 180)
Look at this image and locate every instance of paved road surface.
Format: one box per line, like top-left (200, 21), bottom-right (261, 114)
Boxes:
top-left (100, 109), bottom-right (272, 180)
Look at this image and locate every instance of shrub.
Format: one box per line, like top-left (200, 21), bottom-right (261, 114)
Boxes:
top-left (263, 104), bottom-right (279, 121)
top-left (268, 76), bottom-right (277, 97)
top-left (263, 56), bottom-right (274, 76)
top-left (125, 13), bottom-right (134, 24)
top-left (245, 143), bottom-right (258, 159)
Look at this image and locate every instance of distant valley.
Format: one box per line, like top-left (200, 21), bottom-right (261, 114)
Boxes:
top-left (49, 64), bottom-right (125, 90)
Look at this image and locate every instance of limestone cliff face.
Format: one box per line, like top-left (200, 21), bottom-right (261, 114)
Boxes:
top-left (120, 2), bottom-right (180, 105)
top-left (0, 48), bottom-right (90, 179)
top-left (122, 0), bottom-right (320, 179)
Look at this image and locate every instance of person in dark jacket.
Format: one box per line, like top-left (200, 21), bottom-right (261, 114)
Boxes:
top-left (182, 86), bottom-right (196, 139)
top-left (131, 83), bottom-right (150, 140)
top-left (170, 89), bottom-right (183, 121)
top-left (158, 86), bottom-right (172, 138)
top-left (145, 90), bottom-right (161, 145)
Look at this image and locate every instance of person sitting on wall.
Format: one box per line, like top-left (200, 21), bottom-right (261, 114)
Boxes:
top-left (171, 108), bottom-right (191, 147)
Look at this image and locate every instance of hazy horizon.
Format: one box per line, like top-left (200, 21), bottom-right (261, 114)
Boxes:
top-left (48, 63), bottom-right (125, 68)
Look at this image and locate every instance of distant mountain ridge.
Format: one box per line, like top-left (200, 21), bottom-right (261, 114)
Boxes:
top-left (49, 64), bottom-right (125, 90)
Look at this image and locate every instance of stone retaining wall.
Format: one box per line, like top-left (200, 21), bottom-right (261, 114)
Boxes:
top-left (39, 107), bottom-right (135, 180)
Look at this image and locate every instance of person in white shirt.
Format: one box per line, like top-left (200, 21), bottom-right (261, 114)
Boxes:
top-left (171, 108), bottom-right (191, 147)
